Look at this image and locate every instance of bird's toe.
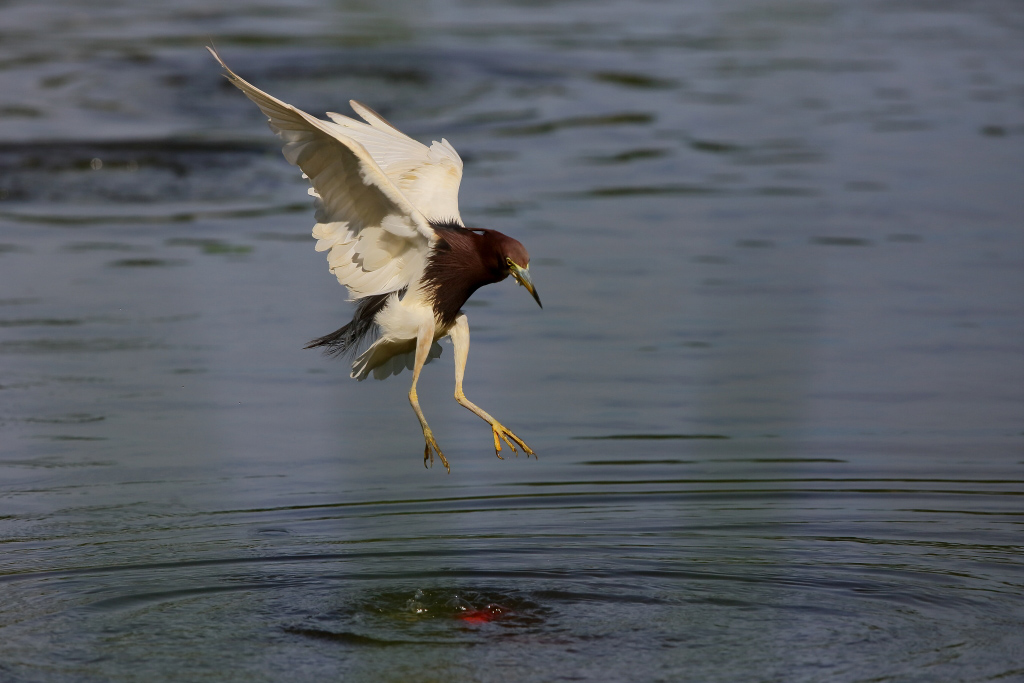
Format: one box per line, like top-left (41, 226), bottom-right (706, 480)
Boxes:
top-left (491, 423), bottom-right (535, 460)
top-left (491, 428), bottom-right (512, 458)
top-left (508, 430), bottom-right (536, 458)
top-left (422, 431), bottom-right (450, 473)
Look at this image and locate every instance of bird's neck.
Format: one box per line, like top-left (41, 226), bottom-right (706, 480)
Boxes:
top-left (424, 227), bottom-right (508, 328)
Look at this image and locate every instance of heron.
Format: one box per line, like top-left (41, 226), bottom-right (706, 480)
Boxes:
top-left (208, 48), bottom-right (541, 472)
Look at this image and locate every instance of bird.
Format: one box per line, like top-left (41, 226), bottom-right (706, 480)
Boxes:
top-left (208, 47), bottom-right (541, 473)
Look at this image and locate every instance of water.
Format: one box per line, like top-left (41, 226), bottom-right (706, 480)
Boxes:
top-left (2, 1), bottom-right (1023, 681)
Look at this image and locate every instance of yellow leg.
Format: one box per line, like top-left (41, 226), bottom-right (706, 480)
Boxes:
top-left (408, 321), bottom-right (449, 473)
top-left (449, 315), bottom-right (535, 460)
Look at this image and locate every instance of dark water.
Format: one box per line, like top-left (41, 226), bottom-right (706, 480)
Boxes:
top-left (2, 1), bottom-right (1023, 681)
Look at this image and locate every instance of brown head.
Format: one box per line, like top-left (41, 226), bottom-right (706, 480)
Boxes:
top-left (424, 223), bottom-right (542, 328)
top-left (479, 229), bottom-right (542, 309)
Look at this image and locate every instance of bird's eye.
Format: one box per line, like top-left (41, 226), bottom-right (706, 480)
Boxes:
top-left (506, 257), bottom-right (514, 268)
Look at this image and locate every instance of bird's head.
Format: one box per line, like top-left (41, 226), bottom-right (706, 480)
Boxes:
top-left (501, 238), bottom-right (542, 308)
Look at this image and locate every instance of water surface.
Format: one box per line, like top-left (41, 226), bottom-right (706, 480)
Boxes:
top-left (1, 1), bottom-right (1022, 681)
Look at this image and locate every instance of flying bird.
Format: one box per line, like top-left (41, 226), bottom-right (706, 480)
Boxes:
top-left (208, 47), bottom-right (541, 472)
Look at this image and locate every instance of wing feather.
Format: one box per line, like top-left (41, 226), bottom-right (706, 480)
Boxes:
top-left (208, 47), bottom-right (435, 299)
top-left (322, 103), bottom-right (465, 225)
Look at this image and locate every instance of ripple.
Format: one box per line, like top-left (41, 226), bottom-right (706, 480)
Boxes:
top-left (108, 258), bottom-right (186, 268)
top-left (0, 318), bottom-right (82, 327)
top-left (62, 242), bottom-right (142, 252)
top-left (0, 203), bottom-right (308, 225)
top-left (0, 337), bottom-right (160, 353)
top-left (573, 433), bottom-right (729, 440)
top-left (573, 184), bottom-right (723, 198)
top-left (164, 238), bottom-right (252, 255)
top-left (24, 413), bottom-right (105, 424)
top-left (582, 147), bottom-right (670, 164)
top-left (810, 236), bottom-right (873, 246)
top-left (496, 112), bottom-right (654, 136)
top-left (591, 71), bottom-right (678, 89)
top-left (282, 628), bottom-right (429, 646)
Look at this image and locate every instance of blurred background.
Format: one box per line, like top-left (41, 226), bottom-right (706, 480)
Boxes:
top-left (1, 1), bottom-right (1022, 681)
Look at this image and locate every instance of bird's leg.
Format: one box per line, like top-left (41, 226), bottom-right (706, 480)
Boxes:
top-left (450, 315), bottom-right (535, 459)
top-left (409, 320), bottom-right (448, 473)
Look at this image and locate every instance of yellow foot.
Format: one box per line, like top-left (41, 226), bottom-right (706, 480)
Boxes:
top-left (490, 422), bottom-right (536, 460)
top-left (422, 430), bottom-right (450, 473)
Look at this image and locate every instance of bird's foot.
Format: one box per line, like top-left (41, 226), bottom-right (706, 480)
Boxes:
top-left (490, 422), bottom-right (536, 460)
top-left (422, 429), bottom-right (450, 473)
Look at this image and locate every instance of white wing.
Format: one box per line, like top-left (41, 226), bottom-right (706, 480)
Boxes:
top-left (208, 47), bottom-right (436, 299)
top-left (324, 102), bottom-right (465, 226)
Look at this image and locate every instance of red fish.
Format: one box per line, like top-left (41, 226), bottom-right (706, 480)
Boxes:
top-left (458, 605), bottom-right (504, 624)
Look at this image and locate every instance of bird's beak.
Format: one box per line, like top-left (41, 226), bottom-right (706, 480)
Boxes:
top-left (509, 262), bottom-right (542, 308)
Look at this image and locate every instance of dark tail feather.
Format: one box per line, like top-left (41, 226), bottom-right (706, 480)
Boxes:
top-left (304, 321), bottom-right (356, 357)
top-left (305, 291), bottom-right (396, 358)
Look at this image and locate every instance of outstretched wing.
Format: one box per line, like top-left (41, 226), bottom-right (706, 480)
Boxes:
top-left (208, 47), bottom-right (435, 299)
top-left (324, 102), bottom-right (464, 226)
